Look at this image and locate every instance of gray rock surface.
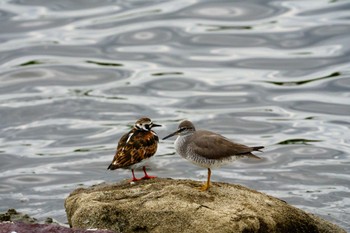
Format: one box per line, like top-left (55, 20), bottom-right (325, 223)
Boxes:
top-left (0, 209), bottom-right (114, 233)
top-left (65, 178), bottom-right (346, 233)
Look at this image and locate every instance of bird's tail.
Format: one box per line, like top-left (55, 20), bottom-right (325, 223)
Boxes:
top-left (252, 146), bottom-right (264, 152)
top-left (107, 163), bottom-right (118, 170)
top-left (246, 146), bottom-right (264, 159)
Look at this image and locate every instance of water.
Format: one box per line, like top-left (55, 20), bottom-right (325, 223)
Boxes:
top-left (0, 0), bottom-right (350, 230)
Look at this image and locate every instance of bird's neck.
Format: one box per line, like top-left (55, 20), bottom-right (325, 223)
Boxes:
top-left (175, 133), bottom-right (192, 157)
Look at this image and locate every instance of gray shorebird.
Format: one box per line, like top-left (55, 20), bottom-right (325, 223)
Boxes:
top-left (163, 120), bottom-right (263, 191)
top-left (108, 117), bottom-right (161, 182)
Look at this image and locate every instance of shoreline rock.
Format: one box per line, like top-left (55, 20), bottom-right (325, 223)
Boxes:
top-left (64, 178), bottom-right (346, 233)
top-left (0, 209), bottom-right (114, 233)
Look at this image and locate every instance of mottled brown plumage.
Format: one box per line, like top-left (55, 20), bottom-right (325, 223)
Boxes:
top-left (108, 117), bottom-right (161, 181)
top-left (163, 120), bottom-right (263, 191)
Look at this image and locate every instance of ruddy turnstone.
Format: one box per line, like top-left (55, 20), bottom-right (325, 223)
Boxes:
top-left (108, 117), bottom-right (161, 182)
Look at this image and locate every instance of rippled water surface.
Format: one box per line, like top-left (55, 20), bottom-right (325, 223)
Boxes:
top-left (1, 0), bottom-right (350, 230)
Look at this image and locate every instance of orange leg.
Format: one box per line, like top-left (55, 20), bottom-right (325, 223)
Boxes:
top-left (141, 166), bottom-right (157, 180)
top-left (130, 169), bottom-right (141, 182)
top-left (200, 168), bottom-right (211, 191)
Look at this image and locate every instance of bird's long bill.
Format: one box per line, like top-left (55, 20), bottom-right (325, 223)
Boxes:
top-left (162, 130), bottom-right (180, 140)
top-left (151, 123), bottom-right (162, 128)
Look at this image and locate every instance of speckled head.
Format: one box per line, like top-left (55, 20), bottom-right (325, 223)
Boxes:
top-left (134, 117), bottom-right (161, 131)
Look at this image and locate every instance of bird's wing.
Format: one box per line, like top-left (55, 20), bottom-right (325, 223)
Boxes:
top-left (189, 130), bottom-right (256, 160)
top-left (109, 130), bottom-right (158, 169)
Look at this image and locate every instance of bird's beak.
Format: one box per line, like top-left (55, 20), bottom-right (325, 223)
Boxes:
top-left (162, 129), bottom-right (180, 140)
top-left (151, 123), bottom-right (162, 128)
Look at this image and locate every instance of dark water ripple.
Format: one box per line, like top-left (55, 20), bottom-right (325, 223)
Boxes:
top-left (0, 0), bottom-right (350, 231)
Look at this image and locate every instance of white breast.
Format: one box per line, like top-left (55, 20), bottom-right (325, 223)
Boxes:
top-left (174, 135), bottom-right (189, 158)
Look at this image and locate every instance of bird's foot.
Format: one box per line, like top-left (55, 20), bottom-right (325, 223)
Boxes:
top-left (199, 183), bottom-right (210, 191)
top-left (129, 177), bottom-right (142, 182)
top-left (141, 175), bottom-right (157, 180)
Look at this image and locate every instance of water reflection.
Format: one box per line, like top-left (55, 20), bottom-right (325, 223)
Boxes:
top-left (6, 175), bottom-right (54, 185)
top-left (86, 60), bottom-right (123, 66)
top-left (277, 138), bottom-right (322, 145)
top-left (265, 72), bottom-right (341, 86)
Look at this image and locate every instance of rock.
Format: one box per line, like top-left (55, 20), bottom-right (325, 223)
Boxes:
top-left (65, 178), bottom-right (346, 233)
top-left (0, 209), bottom-right (114, 233)
top-left (0, 209), bottom-right (38, 224)
top-left (0, 222), bottom-right (115, 233)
